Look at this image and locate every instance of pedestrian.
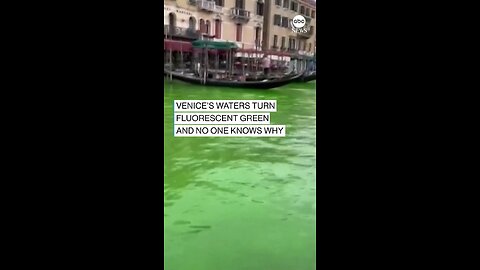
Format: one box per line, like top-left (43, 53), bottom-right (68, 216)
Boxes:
top-left (261, 55), bottom-right (271, 76)
top-left (195, 62), bottom-right (201, 76)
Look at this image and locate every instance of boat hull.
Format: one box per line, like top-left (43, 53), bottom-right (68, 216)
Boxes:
top-left (294, 72), bottom-right (316, 82)
top-left (164, 69), bottom-right (303, 89)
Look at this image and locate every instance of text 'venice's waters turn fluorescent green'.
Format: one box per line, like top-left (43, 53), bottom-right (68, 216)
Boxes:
top-left (164, 80), bottom-right (316, 270)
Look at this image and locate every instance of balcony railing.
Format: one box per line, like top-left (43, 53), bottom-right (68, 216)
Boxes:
top-left (164, 25), bottom-right (200, 40)
top-left (297, 27), bottom-right (313, 38)
top-left (190, 0), bottom-right (222, 13)
top-left (230, 8), bottom-right (251, 22)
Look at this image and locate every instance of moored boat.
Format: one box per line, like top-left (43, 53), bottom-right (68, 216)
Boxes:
top-left (298, 72), bottom-right (316, 82)
top-left (164, 69), bottom-right (304, 89)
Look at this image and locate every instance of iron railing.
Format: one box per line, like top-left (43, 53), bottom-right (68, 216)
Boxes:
top-left (297, 27), bottom-right (313, 38)
top-left (230, 8), bottom-right (251, 21)
top-left (164, 25), bottom-right (200, 39)
top-left (193, 0), bottom-right (222, 13)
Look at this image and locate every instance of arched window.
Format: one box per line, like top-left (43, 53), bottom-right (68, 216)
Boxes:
top-left (214, 19), bottom-right (222, 39)
top-left (206, 20), bottom-right (211, 35)
top-left (188, 17), bottom-right (196, 30)
top-left (255, 27), bottom-right (261, 47)
top-left (168, 13), bottom-right (176, 34)
top-left (199, 19), bottom-right (205, 33)
top-left (236, 24), bottom-right (242, 42)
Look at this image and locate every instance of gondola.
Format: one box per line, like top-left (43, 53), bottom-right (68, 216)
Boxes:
top-left (244, 70), bottom-right (297, 82)
top-left (295, 71), bottom-right (316, 83)
top-left (164, 69), bottom-right (304, 89)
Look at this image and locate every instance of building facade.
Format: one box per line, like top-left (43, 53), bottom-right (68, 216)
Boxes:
top-left (164, 0), bottom-right (264, 50)
top-left (262, 0), bottom-right (316, 56)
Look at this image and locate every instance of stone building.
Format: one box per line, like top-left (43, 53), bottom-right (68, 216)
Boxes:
top-left (262, 0), bottom-right (316, 56)
top-left (164, 0), bottom-right (316, 71)
top-left (164, 0), bottom-right (264, 50)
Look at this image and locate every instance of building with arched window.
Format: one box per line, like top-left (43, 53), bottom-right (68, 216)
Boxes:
top-left (164, 0), bottom-right (316, 71)
top-left (164, 0), bottom-right (264, 50)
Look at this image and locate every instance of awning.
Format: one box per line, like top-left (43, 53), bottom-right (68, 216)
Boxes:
top-left (236, 48), bottom-right (291, 57)
top-left (192, 40), bottom-right (238, 50)
top-left (164, 39), bottom-right (192, 52)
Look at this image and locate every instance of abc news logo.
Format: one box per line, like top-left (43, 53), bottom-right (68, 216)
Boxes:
top-left (291, 15), bottom-right (308, 34)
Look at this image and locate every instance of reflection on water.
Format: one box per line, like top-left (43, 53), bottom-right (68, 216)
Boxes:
top-left (164, 80), bottom-right (316, 270)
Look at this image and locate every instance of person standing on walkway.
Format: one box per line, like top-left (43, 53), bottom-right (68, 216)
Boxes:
top-left (262, 55), bottom-right (271, 77)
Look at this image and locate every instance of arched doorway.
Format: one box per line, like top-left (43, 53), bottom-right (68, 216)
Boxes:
top-left (168, 13), bottom-right (176, 35)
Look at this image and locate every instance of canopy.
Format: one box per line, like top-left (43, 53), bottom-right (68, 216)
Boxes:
top-left (164, 40), bottom-right (192, 52)
top-left (192, 40), bottom-right (238, 50)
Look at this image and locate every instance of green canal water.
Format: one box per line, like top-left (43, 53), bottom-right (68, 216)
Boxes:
top-left (164, 79), bottom-right (316, 270)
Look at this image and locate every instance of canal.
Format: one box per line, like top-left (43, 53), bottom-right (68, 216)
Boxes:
top-left (164, 79), bottom-right (316, 270)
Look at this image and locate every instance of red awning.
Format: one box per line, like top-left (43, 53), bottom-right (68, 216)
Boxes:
top-left (164, 39), bottom-right (192, 52)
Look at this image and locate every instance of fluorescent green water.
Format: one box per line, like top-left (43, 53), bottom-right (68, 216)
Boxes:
top-left (164, 80), bottom-right (316, 270)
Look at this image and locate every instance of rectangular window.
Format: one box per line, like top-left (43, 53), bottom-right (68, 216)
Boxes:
top-left (281, 37), bottom-right (285, 49)
top-left (235, 0), bottom-right (245, 9)
top-left (281, 17), bottom-right (289, 28)
top-left (273, 14), bottom-right (281, 26)
top-left (283, 0), bottom-right (289, 9)
top-left (309, 43), bottom-right (312, 52)
top-left (306, 8), bottom-right (310, 17)
top-left (215, 0), bottom-right (224, 6)
top-left (273, 35), bottom-right (278, 47)
top-left (275, 0), bottom-right (281, 6)
top-left (292, 38), bottom-right (296, 49)
top-left (312, 10), bottom-right (315, 18)
top-left (256, 2), bottom-right (264, 16)
top-left (300, 6), bottom-right (305, 15)
top-left (236, 24), bottom-right (242, 41)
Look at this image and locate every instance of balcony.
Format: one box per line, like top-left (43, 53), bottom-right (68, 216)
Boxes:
top-left (164, 25), bottom-right (200, 40)
top-left (305, 16), bottom-right (312, 24)
top-left (190, 0), bottom-right (222, 13)
top-left (297, 27), bottom-right (313, 39)
top-left (230, 8), bottom-right (251, 23)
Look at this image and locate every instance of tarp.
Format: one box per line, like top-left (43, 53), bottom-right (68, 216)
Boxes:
top-left (192, 40), bottom-right (238, 50)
